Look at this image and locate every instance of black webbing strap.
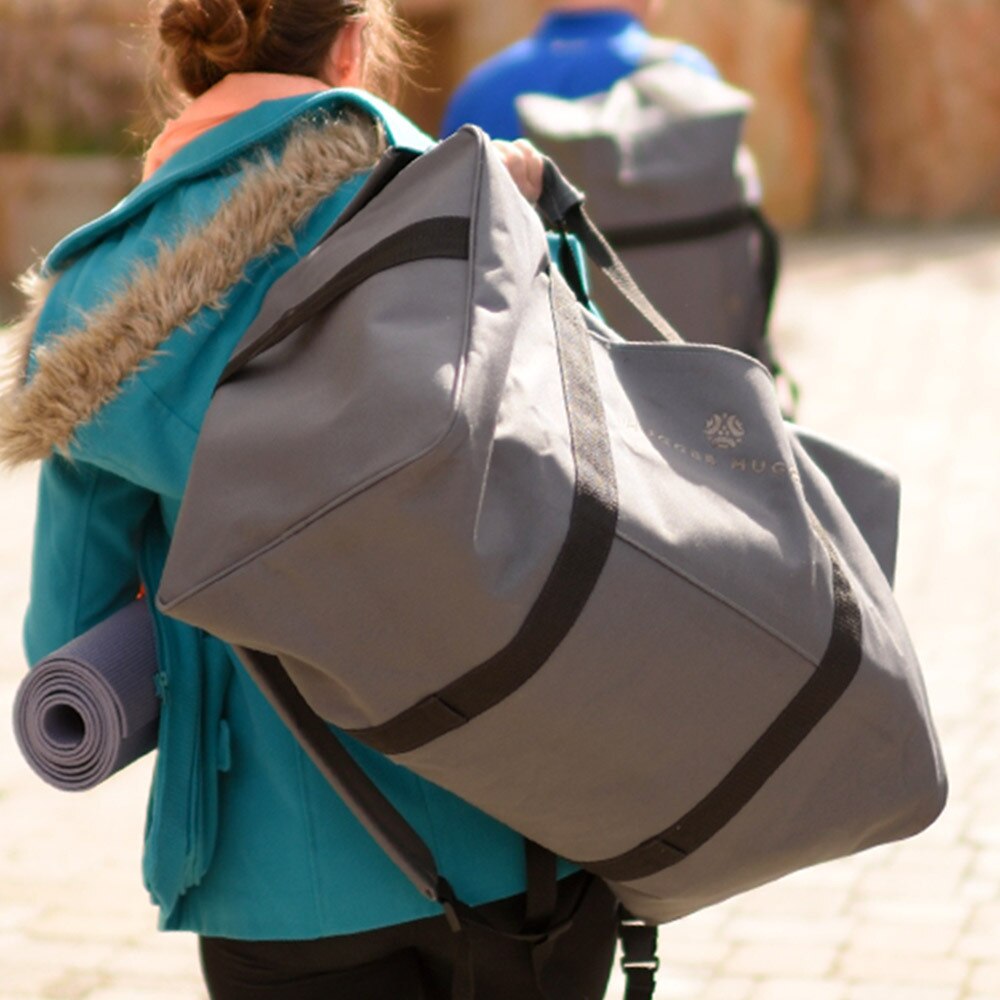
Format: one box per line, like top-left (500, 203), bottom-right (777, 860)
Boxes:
top-left (536, 159), bottom-right (680, 346)
top-left (619, 913), bottom-right (660, 1000)
top-left (234, 649), bottom-right (576, 1000)
top-left (748, 206), bottom-right (781, 332)
top-left (348, 268), bottom-right (619, 755)
top-left (582, 531), bottom-right (863, 882)
top-left (523, 841), bottom-right (563, 996)
top-left (745, 207), bottom-right (800, 413)
top-left (523, 840), bottom-right (560, 934)
top-left (604, 202), bottom-right (784, 356)
top-left (234, 646), bottom-right (446, 903)
top-left (559, 204), bottom-right (680, 345)
top-left (217, 215), bottom-right (471, 386)
top-left (557, 231), bottom-right (591, 307)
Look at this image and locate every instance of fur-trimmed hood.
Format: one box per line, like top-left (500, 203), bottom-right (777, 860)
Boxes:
top-left (0, 110), bottom-right (385, 468)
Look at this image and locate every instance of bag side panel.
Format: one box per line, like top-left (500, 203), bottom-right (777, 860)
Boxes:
top-left (159, 131), bottom-right (486, 610)
top-left (161, 133), bottom-right (564, 728)
top-left (393, 535), bottom-right (817, 860)
top-left (238, 266), bottom-right (572, 729)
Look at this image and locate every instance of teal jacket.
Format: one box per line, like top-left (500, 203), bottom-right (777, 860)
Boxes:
top-left (0, 90), bottom-right (567, 939)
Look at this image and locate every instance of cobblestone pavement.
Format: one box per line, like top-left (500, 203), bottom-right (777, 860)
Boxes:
top-left (1, 224), bottom-right (998, 999)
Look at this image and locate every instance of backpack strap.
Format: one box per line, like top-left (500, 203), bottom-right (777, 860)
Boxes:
top-left (522, 840), bottom-right (562, 992)
top-left (523, 839), bottom-right (560, 934)
top-left (235, 647), bottom-right (611, 1000)
top-left (618, 913), bottom-right (661, 1000)
top-left (235, 647), bottom-right (447, 903)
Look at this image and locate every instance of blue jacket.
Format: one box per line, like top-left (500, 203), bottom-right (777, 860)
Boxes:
top-left (0, 89), bottom-right (569, 939)
top-left (441, 10), bottom-right (718, 140)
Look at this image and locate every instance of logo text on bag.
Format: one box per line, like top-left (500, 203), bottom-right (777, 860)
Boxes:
top-left (645, 413), bottom-right (799, 482)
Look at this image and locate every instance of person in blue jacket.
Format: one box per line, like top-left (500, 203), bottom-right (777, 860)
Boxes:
top-left (441, 0), bottom-right (718, 141)
top-left (0, 1), bottom-right (618, 997)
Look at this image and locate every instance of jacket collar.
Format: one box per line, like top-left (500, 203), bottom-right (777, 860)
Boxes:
top-left (142, 73), bottom-right (331, 181)
top-left (0, 105), bottom-right (405, 467)
top-left (46, 88), bottom-right (432, 275)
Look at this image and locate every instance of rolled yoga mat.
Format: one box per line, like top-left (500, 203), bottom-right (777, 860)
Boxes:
top-left (13, 599), bottom-right (160, 791)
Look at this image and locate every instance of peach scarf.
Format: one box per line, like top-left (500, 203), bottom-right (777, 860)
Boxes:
top-left (143, 73), bottom-right (330, 180)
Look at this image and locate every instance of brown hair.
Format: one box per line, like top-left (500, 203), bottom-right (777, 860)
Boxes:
top-left (156, 0), bottom-right (412, 102)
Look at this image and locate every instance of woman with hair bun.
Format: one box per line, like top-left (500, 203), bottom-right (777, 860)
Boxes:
top-left (0, 1), bottom-right (619, 997)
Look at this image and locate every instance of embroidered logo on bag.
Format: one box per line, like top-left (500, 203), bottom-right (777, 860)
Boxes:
top-left (645, 411), bottom-right (799, 483)
top-left (704, 412), bottom-right (745, 450)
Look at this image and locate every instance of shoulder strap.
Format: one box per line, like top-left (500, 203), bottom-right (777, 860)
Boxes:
top-left (536, 158), bottom-right (682, 345)
top-left (619, 913), bottom-right (661, 1000)
top-left (235, 647), bottom-right (447, 902)
top-left (236, 647), bottom-right (614, 1000)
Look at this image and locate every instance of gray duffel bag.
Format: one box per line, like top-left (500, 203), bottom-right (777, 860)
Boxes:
top-left (157, 122), bottom-right (947, 924)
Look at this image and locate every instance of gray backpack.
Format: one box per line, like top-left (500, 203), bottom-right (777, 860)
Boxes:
top-left (516, 56), bottom-right (783, 375)
top-left (157, 118), bottom-right (945, 981)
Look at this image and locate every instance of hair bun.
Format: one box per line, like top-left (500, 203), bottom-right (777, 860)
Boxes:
top-left (159, 0), bottom-right (270, 93)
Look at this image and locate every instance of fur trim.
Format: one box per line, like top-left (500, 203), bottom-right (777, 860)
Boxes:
top-left (0, 110), bottom-right (385, 468)
top-left (0, 266), bottom-right (53, 406)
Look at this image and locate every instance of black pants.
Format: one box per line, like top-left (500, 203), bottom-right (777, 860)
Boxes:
top-left (200, 872), bottom-right (619, 1000)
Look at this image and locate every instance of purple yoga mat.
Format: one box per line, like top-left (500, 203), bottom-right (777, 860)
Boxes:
top-left (13, 599), bottom-right (160, 791)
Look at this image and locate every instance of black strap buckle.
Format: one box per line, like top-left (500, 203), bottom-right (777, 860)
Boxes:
top-left (620, 956), bottom-right (661, 974)
top-left (618, 914), bottom-right (660, 1000)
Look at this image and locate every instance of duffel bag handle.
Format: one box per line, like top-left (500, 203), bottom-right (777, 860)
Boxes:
top-left (535, 159), bottom-right (587, 233)
top-left (536, 158), bottom-right (683, 346)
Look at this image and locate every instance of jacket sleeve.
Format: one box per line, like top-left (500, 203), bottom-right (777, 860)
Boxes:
top-left (23, 454), bottom-right (156, 665)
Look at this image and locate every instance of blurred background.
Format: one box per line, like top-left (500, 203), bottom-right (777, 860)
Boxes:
top-left (2, 0), bottom-right (999, 322)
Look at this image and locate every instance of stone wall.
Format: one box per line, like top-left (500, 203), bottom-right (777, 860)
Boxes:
top-left (651, 0), bottom-right (1000, 226)
top-left (1, 0), bottom-right (998, 318)
top-left (0, 155), bottom-right (138, 320)
top-left (843, 0), bottom-right (1000, 221)
top-left (439, 0), bottom-right (1000, 229)
top-left (0, 0), bottom-right (146, 321)
top-left (0, 0), bottom-right (152, 156)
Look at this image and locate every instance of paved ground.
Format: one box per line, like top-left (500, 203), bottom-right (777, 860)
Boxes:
top-left (1, 223), bottom-right (998, 999)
